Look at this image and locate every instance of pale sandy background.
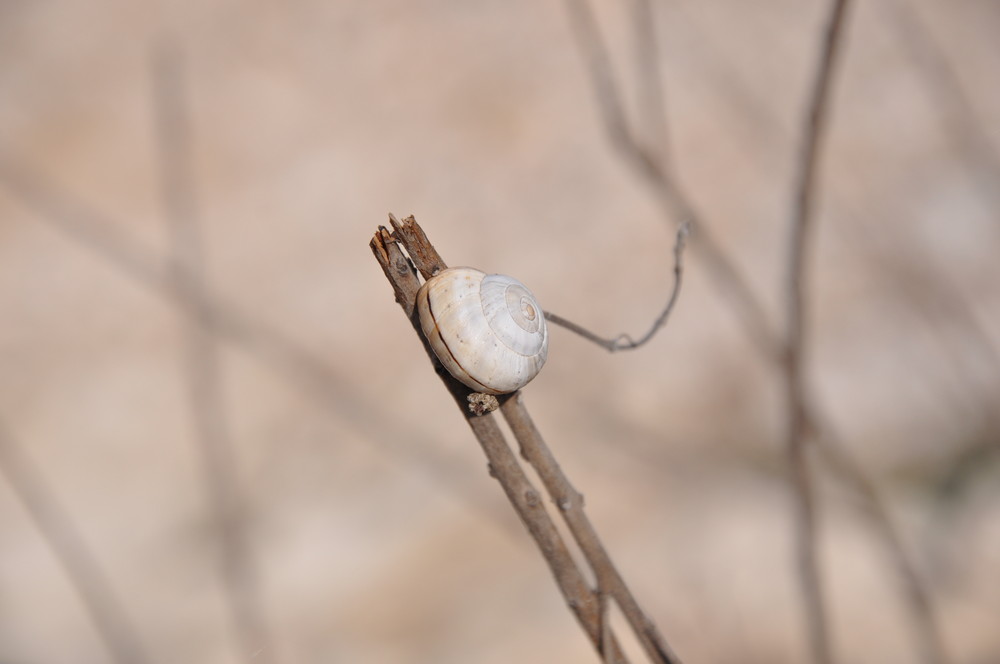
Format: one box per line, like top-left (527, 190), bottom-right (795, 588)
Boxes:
top-left (1, 1), bottom-right (999, 663)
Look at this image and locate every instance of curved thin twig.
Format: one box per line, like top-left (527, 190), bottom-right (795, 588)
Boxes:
top-left (544, 222), bottom-right (689, 352)
top-left (573, 3), bottom-right (949, 662)
top-left (563, 0), bottom-right (782, 361)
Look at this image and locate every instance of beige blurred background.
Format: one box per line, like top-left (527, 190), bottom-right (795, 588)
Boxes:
top-left (1, 1), bottom-right (999, 663)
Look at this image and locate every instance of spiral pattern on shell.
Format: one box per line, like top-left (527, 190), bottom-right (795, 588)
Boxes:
top-left (416, 267), bottom-right (548, 395)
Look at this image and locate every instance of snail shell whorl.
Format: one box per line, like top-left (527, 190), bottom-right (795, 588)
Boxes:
top-left (416, 267), bottom-right (548, 395)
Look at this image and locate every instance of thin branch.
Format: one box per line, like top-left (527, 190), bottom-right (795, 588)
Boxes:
top-left (372, 216), bottom-right (631, 663)
top-left (631, 0), bottom-right (671, 164)
top-left (783, 2), bottom-right (852, 664)
top-left (0, 420), bottom-right (149, 664)
top-left (152, 44), bottom-right (274, 663)
top-left (544, 222), bottom-right (689, 352)
top-left (564, 0), bottom-right (646, 175)
top-left (811, 424), bottom-right (948, 664)
top-left (501, 393), bottom-right (683, 664)
top-left (562, 0), bottom-right (783, 362)
top-left (632, 5), bottom-right (951, 660)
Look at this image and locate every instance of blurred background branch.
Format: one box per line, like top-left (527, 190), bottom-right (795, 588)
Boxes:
top-left (781, 3), bottom-right (852, 662)
top-left (564, 1), bottom-right (951, 664)
top-left (152, 44), bottom-right (276, 663)
top-left (0, 421), bottom-right (149, 664)
top-left (0, 1), bottom-right (997, 662)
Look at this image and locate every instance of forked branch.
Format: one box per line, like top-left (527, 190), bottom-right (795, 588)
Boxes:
top-left (371, 214), bottom-right (683, 664)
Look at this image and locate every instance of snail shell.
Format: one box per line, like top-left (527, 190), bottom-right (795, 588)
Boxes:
top-left (416, 267), bottom-right (548, 395)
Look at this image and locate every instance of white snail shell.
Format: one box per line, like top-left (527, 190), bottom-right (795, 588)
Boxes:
top-left (416, 267), bottom-right (548, 395)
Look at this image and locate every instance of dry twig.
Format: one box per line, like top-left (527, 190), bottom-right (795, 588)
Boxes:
top-left (544, 222), bottom-right (689, 352)
top-left (611, 5), bottom-right (951, 661)
top-left (372, 219), bottom-right (626, 664)
top-left (371, 214), bottom-right (684, 664)
top-left (563, 0), bottom-right (782, 361)
top-left (500, 394), bottom-right (682, 663)
top-left (563, 4), bottom-right (949, 664)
